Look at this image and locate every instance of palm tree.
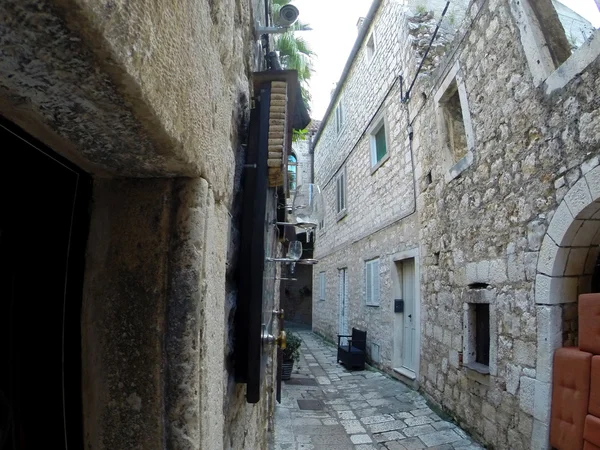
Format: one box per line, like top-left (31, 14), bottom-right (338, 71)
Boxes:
top-left (271, 0), bottom-right (315, 110)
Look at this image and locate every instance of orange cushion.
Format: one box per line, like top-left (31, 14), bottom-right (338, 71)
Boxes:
top-left (584, 415), bottom-right (600, 447)
top-left (591, 356), bottom-right (600, 417)
top-left (550, 347), bottom-right (593, 450)
top-left (579, 294), bottom-right (600, 354)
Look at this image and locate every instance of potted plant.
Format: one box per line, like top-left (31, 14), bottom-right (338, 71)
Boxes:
top-left (281, 331), bottom-right (302, 380)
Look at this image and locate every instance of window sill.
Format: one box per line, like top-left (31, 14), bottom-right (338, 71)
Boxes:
top-left (464, 361), bottom-right (490, 375)
top-left (543, 29), bottom-right (600, 94)
top-left (336, 210), bottom-right (347, 222)
top-left (445, 150), bottom-right (473, 182)
top-left (370, 153), bottom-right (390, 175)
top-left (365, 303), bottom-right (380, 307)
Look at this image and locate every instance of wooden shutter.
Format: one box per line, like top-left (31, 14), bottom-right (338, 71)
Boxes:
top-left (373, 259), bottom-right (380, 305)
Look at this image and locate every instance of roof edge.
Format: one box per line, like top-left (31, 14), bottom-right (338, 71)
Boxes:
top-left (311, 0), bottom-right (384, 150)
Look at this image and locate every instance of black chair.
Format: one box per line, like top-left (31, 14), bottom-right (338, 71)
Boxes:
top-left (337, 328), bottom-right (367, 370)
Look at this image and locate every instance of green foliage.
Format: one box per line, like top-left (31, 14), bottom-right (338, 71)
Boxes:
top-left (415, 4), bottom-right (427, 14)
top-left (292, 128), bottom-right (308, 142)
top-left (283, 331), bottom-right (302, 362)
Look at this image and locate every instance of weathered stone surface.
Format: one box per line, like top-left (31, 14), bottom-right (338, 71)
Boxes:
top-left (312, 0), bottom-right (600, 449)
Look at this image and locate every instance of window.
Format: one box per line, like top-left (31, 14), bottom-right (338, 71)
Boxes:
top-left (513, 0), bottom-right (600, 90)
top-left (434, 63), bottom-right (475, 181)
top-left (366, 33), bottom-right (375, 62)
top-left (336, 167), bottom-right (347, 216)
top-left (319, 272), bottom-right (326, 301)
top-left (287, 154), bottom-right (297, 195)
top-left (464, 301), bottom-right (491, 374)
top-left (335, 100), bottom-right (344, 134)
top-left (365, 258), bottom-right (380, 306)
top-left (475, 304), bottom-right (490, 366)
top-left (439, 80), bottom-right (467, 162)
top-left (369, 121), bottom-right (388, 167)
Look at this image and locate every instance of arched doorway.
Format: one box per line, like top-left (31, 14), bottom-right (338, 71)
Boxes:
top-left (532, 164), bottom-right (600, 450)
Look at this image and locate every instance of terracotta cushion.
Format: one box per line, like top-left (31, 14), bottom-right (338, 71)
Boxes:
top-left (584, 415), bottom-right (600, 447)
top-left (579, 294), bottom-right (600, 355)
top-left (591, 356), bottom-right (600, 417)
top-left (550, 347), bottom-right (593, 450)
top-left (584, 442), bottom-right (600, 450)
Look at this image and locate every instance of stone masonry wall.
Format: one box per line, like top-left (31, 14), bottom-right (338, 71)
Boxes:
top-left (1, 0), bottom-right (275, 449)
top-left (313, 0), bottom-right (600, 449)
top-left (408, 0), bottom-right (600, 448)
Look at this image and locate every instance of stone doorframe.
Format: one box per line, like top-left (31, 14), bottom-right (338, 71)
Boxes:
top-left (391, 248), bottom-right (422, 383)
top-left (532, 162), bottom-right (600, 450)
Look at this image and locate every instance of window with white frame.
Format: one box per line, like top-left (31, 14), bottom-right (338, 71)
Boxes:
top-left (366, 33), bottom-right (375, 62)
top-left (335, 99), bottom-right (344, 134)
top-left (336, 167), bottom-right (347, 216)
top-left (365, 258), bottom-right (380, 306)
top-left (369, 120), bottom-right (388, 167)
top-left (319, 272), bottom-right (326, 301)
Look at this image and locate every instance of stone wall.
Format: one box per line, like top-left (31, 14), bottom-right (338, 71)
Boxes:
top-left (313, 0), bottom-right (600, 449)
top-left (0, 0), bottom-right (276, 449)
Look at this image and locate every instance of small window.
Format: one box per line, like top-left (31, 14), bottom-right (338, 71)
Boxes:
top-left (319, 272), bottom-right (326, 301)
top-left (365, 258), bottom-right (380, 306)
top-left (370, 121), bottom-right (387, 167)
top-left (288, 154), bottom-right (297, 195)
top-left (336, 168), bottom-right (347, 215)
top-left (366, 33), bottom-right (375, 62)
top-left (335, 100), bottom-right (344, 134)
top-left (475, 303), bottom-right (490, 366)
top-left (439, 80), bottom-right (467, 163)
top-left (464, 302), bottom-right (490, 373)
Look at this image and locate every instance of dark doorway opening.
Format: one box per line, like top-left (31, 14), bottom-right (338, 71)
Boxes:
top-left (0, 117), bottom-right (90, 449)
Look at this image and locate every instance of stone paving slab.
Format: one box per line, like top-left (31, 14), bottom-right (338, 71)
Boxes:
top-left (270, 331), bottom-right (484, 450)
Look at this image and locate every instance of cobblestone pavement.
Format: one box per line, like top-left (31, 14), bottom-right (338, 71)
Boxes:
top-left (271, 331), bottom-right (484, 450)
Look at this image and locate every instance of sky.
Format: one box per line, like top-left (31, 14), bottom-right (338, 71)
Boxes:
top-left (292, 0), bottom-right (372, 120)
top-left (293, 0), bottom-right (600, 121)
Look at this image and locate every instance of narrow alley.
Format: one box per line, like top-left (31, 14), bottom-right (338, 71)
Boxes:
top-left (272, 331), bottom-right (484, 450)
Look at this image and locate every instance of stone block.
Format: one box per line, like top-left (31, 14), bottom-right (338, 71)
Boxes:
top-left (564, 247), bottom-right (589, 276)
top-left (581, 156), bottom-right (599, 175)
top-left (506, 364), bottom-right (521, 395)
top-left (535, 274), bottom-right (578, 304)
top-left (519, 376), bottom-right (535, 415)
top-left (527, 220), bottom-right (547, 251)
top-left (489, 258), bottom-right (508, 284)
top-left (546, 201), bottom-right (574, 246)
top-left (533, 380), bottom-right (552, 422)
top-left (585, 161), bottom-right (600, 201)
top-left (564, 177), bottom-right (593, 218)
top-left (514, 340), bottom-right (536, 366)
top-left (537, 238), bottom-right (569, 276)
top-left (536, 305), bottom-right (563, 383)
top-left (466, 262), bottom-right (477, 284)
top-left (476, 260), bottom-right (490, 281)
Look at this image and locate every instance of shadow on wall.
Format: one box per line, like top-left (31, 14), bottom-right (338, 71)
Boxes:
top-left (280, 262), bottom-right (313, 327)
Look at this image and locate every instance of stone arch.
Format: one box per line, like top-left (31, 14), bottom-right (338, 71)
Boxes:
top-left (531, 163), bottom-right (600, 450)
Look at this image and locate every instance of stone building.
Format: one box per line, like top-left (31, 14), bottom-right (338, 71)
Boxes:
top-left (0, 1), bottom-right (300, 449)
top-left (312, 0), bottom-right (600, 449)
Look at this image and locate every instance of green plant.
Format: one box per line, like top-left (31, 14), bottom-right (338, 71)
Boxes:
top-left (415, 4), bottom-right (427, 14)
top-left (283, 331), bottom-right (302, 362)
